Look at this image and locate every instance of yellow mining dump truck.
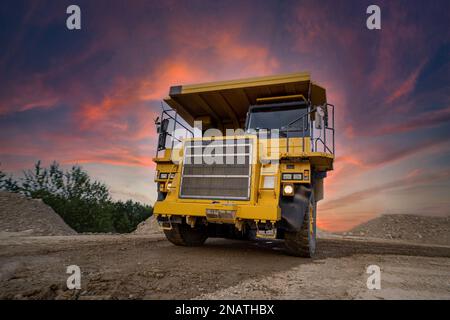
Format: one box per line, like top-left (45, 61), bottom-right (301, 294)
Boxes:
top-left (152, 72), bottom-right (335, 257)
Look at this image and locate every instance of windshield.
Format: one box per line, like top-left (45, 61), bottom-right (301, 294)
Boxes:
top-left (246, 104), bottom-right (309, 136)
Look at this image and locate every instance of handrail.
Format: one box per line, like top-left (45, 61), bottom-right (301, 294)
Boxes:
top-left (160, 103), bottom-right (194, 135)
top-left (155, 103), bottom-right (194, 158)
top-left (280, 104), bottom-right (335, 156)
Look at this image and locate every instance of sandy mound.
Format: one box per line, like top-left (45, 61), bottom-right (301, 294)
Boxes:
top-left (0, 191), bottom-right (76, 236)
top-left (133, 215), bottom-right (162, 235)
top-left (346, 214), bottom-right (450, 245)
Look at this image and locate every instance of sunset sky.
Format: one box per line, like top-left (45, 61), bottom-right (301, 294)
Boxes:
top-left (1, 0), bottom-right (449, 231)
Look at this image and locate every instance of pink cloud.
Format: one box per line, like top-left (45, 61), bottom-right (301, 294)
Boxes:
top-left (376, 106), bottom-right (450, 135)
top-left (386, 62), bottom-right (426, 104)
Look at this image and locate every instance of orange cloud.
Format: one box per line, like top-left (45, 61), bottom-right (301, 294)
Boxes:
top-left (76, 18), bottom-right (280, 137)
top-left (139, 62), bottom-right (211, 101)
top-left (69, 155), bottom-right (154, 168)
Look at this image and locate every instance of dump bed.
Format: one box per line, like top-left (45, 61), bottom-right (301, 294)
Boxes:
top-left (164, 72), bottom-right (327, 129)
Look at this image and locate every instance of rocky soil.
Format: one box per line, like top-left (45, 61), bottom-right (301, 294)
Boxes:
top-left (345, 214), bottom-right (450, 246)
top-left (133, 216), bottom-right (162, 235)
top-left (0, 191), bottom-right (76, 236)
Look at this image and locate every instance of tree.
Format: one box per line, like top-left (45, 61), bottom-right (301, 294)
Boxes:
top-left (0, 161), bottom-right (152, 233)
top-left (0, 165), bottom-right (19, 192)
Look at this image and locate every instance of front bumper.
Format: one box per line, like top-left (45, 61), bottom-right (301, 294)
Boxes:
top-left (154, 200), bottom-right (280, 223)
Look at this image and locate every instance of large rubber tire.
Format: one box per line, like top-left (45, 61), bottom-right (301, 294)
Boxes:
top-left (284, 191), bottom-right (317, 257)
top-left (164, 223), bottom-right (208, 246)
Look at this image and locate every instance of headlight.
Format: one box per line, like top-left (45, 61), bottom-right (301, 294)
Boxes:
top-left (170, 173), bottom-right (176, 179)
top-left (159, 173), bottom-right (168, 179)
top-left (283, 183), bottom-right (294, 196)
top-left (263, 176), bottom-right (275, 188)
top-left (282, 173), bottom-right (292, 180)
top-left (293, 173), bottom-right (303, 180)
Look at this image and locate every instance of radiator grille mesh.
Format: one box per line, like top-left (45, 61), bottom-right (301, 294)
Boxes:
top-left (180, 138), bottom-right (252, 200)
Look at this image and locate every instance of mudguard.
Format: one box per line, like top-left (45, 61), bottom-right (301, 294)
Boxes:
top-left (279, 184), bottom-right (310, 232)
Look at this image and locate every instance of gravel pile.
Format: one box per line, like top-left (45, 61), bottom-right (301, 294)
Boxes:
top-left (0, 191), bottom-right (76, 236)
top-left (346, 214), bottom-right (450, 245)
top-left (133, 215), bottom-right (162, 235)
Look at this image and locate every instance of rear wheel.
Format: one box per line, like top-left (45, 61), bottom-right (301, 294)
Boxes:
top-left (284, 191), bottom-right (316, 257)
top-left (163, 223), bottom-right (208, 246)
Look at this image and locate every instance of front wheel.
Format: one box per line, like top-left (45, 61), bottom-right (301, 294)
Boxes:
top-left (163, 223), bottom-right (208, 246)
top-left (284, 191), bottom-right (316, 257)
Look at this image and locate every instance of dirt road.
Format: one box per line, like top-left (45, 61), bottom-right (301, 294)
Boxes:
top-left (1, 233), bottom-right (449, 299)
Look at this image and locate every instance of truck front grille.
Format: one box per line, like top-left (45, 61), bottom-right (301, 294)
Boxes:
top-left (180, 138), bottom-right (252, 200)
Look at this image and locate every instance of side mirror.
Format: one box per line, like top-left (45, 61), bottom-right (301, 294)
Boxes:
top-left (154, 117), bottom-right (160, 133)
top-left (314, 108), bottom-right (324, 129)
top-left (158, 132), bottom-right (167, 151)
top-left (157, 119), bottom-right (169, 134)
top-left (156, 117), bottom-right (169, 150)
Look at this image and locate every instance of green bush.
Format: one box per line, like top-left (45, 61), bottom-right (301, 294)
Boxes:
top-left (0, 161), bottom-right (152, 233)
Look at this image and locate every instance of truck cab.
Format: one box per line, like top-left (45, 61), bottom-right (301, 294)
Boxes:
top-left (152, 72), bottom-right (335, 257)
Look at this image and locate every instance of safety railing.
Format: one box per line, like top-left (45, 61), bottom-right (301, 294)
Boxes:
top-left (282, 103), bottom-right (335, 156)
top-left (155, 102), bottom-right (335, 158)
top-left (154, 103), bottom-right (194, 158)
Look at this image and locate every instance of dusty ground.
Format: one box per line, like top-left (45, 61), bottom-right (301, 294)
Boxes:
top-left (0, 193), bottom-right (448, 299)
top-left (1, 233), bottom-right (449, 300)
